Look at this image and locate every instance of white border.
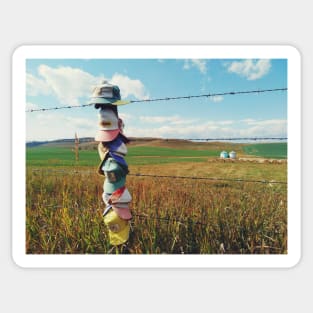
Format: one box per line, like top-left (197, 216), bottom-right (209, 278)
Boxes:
top-left (12, 45), bottom-right (301, 268)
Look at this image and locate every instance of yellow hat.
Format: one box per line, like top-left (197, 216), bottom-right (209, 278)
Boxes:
top-left (103, 210), bottom-right (130, 246)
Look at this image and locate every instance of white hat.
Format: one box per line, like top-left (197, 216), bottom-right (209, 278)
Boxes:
top-left (95, 108), bottom-right (120, 142)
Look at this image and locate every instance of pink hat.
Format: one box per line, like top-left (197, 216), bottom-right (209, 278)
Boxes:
top-left (95, 108), bottom-right (120, 142)
top-left (112, 204), bottom-right (132, 220)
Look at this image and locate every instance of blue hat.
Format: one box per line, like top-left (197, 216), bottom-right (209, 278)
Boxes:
top-left (102, 158), bottom-right (127, 193)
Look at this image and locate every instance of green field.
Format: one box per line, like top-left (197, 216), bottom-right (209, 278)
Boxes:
top-left (26, 145), bottom-right (220, 166)
top-left (243, 142), bottom-right (287, 159)
top-left (26, 142), bottom-right (287, 167)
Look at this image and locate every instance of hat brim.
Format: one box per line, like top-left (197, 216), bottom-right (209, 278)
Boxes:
top-left (103, 176), bottom-right (126, 193)
top-left (112, 205), bottom-right (132, 220)
top-left (88, 97), bottom-right (130, 105)
top-left (88, 97), bottom-right (119, 104)
top-left (95, 129), bottom-right (120, 142)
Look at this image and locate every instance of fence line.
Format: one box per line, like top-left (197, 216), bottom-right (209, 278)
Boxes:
top-left (129, 173), bottom-right (287, 185)
top-left (132, 213), bottom-right (207, 227)
top-left (26, 87), bottom-right (287, 112)
top-left (30, 204), bottom-right (209, 227)
top-left (30, 168), bottom-right (287, 185)
top-left (187, 137), bottom-right (287, 141)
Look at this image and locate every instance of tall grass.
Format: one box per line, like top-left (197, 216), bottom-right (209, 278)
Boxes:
top-left (26, 165), bottom-right (287, 254)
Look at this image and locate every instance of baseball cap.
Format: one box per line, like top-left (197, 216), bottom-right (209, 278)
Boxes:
top-left (103, 210), bottom-right (130, 246)
top-left (95, 108), bottom-right (120, 142)
top-left (112, 204), bottom-right (132, 220)
top-left (110, 186), bottom-right (132, 204)
top-left (102, 158), bottom-right (127, 193)
top-left (88, 81), bottom-right (121, 105)
top-left (107, 186), bottom-right (132, 220)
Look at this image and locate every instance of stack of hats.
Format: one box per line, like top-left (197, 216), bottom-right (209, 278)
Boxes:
top-left (89, 81), bottom-right (132, 247)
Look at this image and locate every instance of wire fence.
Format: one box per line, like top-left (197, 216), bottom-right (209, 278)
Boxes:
top-left (30, 168), bottom-right (287, 185)
top-left (187, 137), bottom-right (287, 141)
top-left (26, 87), bottom-right (287, 112)
top-left (35, 204), bottom-right (216, 227)
top-left (26, 87), bottom-right (288, 230)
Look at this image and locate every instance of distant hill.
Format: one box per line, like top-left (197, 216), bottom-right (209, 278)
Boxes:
top-left (26, 137), bottom-right (95, 148)
top-left (26, 137), bottom-right (245, 150)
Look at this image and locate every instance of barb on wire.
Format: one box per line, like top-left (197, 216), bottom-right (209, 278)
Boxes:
top-left (26, 87), bottom-right (287, 112)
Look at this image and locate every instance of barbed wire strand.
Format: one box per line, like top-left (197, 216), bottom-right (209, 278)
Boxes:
top-left (187, 137), bottom-right (287, 141)
top-left (29, 204), bottom-right (211, 227)
top-left (26, 87), bottom-right (287, 113)
top-left (30, 168), bottom-right (287, 185)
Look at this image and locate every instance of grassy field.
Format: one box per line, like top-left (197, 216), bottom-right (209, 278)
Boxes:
top-left (26, 140), bottom-right (288, 254)
top-left (243, 142), bottom-right (287, 159)
top-left (26, 140), bottom-right (287, 166)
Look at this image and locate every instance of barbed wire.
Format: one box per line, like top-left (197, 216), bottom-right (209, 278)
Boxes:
top-left (187, 137), bottom-right (287, 141)
top-left (30, 168), bottom-right (287, 185)
top-left (133, 213), bottom-right (207, 226)
top-left (130, 173), bottom-right (287, 185)
top-left (26, 87), bottom-right (287, 113)
top-left (33, 204), bottom-right (210, 227)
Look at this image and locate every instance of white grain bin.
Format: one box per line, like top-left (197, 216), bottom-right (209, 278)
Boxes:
top-left (220, 151), bottom-right (229, 159)
top-left (229, 151), bottom-right (237, 159)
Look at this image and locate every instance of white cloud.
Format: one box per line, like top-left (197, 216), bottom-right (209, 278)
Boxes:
top-left (26, 65), bottom-right (150, 106)
top-left (183, 59), bottom-right (207, 74)
top-left (26, 111), bottom-right (97, 141)
top-left (125, 118), bottom-right (287, 139)
top-left (111, 73), bottom-right (150, 100)
top-left (26, 65), bottom-right (100, 106)
top-left (226, 59), bottom-right (271, 80)
top-left (26, 109), bottom-right (286, 141)
top-left (26, 73), bottom-right (52, 96)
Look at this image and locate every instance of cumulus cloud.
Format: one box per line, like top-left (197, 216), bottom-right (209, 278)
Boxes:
top-left (37, 65), bottom-right (99, 105)
top-left (183, 59), bottom-right (207, 74)
top-left (226, 59), bottom-right (271, 80)
top-left (26, 73), bottom-right (52, 96)
top-left (111, 73), bottom-right (149, 100)
top-left (26, 111), bottom-right (97, 141)
top-left (26, 65), bottom-right (150, 106)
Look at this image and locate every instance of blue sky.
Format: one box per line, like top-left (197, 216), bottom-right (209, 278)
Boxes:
top-left (26, 58), bottom-right (287, 141)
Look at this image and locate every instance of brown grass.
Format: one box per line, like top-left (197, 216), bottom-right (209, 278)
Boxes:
top-left (26, 160), bottom-right (287, 255)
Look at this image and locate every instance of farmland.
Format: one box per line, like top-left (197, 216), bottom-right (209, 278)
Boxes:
top-left (26, 139), bottom-right (288, 254)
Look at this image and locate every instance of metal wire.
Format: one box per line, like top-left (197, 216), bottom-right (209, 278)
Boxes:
top-left (30, 168), bottom-right (287, 185)
top-left (26, 87), bottom-right (287, 112)
top-left (129, 173), bottom-right (287, 185)
top-left (188, 137), bottom-right (287, 141)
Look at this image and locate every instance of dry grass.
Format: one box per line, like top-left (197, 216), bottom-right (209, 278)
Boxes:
top-left (26, 160), bottom-right (287, 254)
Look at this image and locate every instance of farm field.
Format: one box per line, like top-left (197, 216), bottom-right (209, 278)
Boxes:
top-left (243, 142), bottom-right (287, 159)
top-left (26, 140), bottom-right (288, 254)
